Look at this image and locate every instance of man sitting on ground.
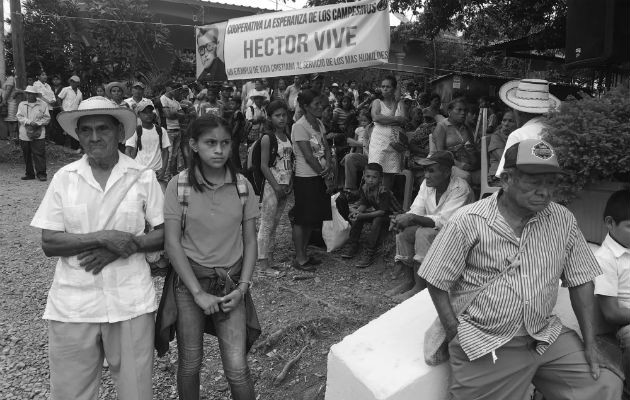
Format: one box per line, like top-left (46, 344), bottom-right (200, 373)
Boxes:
top-left (387, 151), bottom-right (473, 302)
top-left (341, 163), bottom-right (402, 268)
top-left (594, 189), bottom-right (630, 400)
top-left (420, 139), bottom-right (622, 400)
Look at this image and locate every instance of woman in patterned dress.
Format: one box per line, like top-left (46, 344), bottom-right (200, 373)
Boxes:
top-left (368, 76), bottom-right (407, 189)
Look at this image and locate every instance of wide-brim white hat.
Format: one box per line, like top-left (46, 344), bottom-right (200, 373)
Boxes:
top-left (23, 85), bottom-right (41, 96)
top-left (499, 79), bottom-right (560, 114)
top-left (57, 96), bottom-right (137, 143)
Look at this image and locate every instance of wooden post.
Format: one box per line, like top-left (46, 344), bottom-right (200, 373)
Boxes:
top-left (0, 0), bottom-right (5, 82)
top-left (10, 0), bottom-right (26, 88)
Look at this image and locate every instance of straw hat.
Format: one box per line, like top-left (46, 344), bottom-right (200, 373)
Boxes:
top-left (499, 79), bottom-right (560, 114)
top-left (23, 86), bottom-right (41, 96)
top-left (104, 81), bottom-right (126, 98)
top-left (57, 96), bottom-right (137, 143)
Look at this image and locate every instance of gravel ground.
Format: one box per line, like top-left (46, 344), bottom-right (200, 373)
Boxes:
top-left (0, 141), bottom-right (402, 400)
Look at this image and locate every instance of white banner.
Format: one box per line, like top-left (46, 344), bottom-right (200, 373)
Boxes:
top-left (196, 0), bottom-right (390, 81)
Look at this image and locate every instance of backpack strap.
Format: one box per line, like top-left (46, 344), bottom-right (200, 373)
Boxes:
top-left (235, 173), bottom-right (249, 207)
top-left (177, 169), bottom-right (192, 233)
top-left (155, 124), bottom-right (164, 151)
top-left (268, 133), bottom-right (279, 167)
top-left (136, 125), bottom-right (143, 151)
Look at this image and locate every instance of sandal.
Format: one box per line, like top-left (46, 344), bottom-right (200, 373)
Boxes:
top-left (291, 258), bottom-right (316, 272)
top-left (256, 269), bottom-right (280, 278)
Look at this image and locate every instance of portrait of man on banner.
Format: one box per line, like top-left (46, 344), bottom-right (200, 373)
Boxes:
top-left (196, 23), bottom-right (228, 83)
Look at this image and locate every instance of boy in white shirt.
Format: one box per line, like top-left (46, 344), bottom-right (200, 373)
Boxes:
top-left (125, 100), bottom-right (170, 184)
top-left (594, 189), bottom-right (630, 400)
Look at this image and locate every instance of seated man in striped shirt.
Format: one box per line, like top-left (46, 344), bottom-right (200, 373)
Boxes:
top-left (387, 151), bottom-right (473, 302)
top-left (419, 139), bottom-right (622, 400)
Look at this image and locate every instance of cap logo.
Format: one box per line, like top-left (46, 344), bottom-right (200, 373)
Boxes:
top-left (531, 141), bottom-right (554, 160)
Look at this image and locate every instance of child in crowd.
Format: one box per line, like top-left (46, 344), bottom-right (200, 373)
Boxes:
top-left (594, 189), bottom-right (630, 400)
top-left (342, 110), bottom-right (372, 199)
top-left (164, 116), bottom-right (259, 400)
top-left (257, 100), bottom-right (293, 276)
top-left (125, 100), bottom-right (171, 184)
top-left (342, 163), bottom-right (401, 268)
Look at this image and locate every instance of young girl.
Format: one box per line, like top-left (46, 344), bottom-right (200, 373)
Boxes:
top-left (164, 116), bottom-right (259, 400)
top-left (257, 100), bottom-right (293, 275)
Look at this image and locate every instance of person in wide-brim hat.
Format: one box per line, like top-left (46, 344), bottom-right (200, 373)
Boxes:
top-left (22, 85), bottom-right (42, 97)
top-left (499, 78), bottom-right (560, 114)
top-left (57, 96), bottom-right (137, 143)
top-left (494, 78), bottom-right (562, 177)
top-left (104, 81), bottom-right (126, 98)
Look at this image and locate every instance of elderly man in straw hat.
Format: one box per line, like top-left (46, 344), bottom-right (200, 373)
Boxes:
top-left (16, 85), bottom-right (50, 181)
top-left (419, 139), bottom-right (623, 400)
top-left (31, 97), bottom-right (165, 400)
top-left (494, 78), bottom-right (560, 176)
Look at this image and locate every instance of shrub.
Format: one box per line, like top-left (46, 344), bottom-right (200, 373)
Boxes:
top-left (543, 84), bottom-right (630, 203)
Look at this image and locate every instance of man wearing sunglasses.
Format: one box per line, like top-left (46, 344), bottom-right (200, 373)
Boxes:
top-left (197, 27), bottom-right (227, 83)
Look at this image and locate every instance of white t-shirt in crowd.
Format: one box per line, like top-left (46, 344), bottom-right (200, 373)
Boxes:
top-left (125, 126), bottom-right (171, 171)
top-left (160, 94), bottom-right (182, 131)
top-left (291, 116), bottom-right (326, 178)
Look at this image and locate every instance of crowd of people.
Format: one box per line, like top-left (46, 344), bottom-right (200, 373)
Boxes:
top-left (11, 69), bottom-right (628, 400)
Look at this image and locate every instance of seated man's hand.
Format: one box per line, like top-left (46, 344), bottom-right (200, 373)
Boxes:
top-left (392, 213), bottom-right (416, 232)
top-left (78, 248), bottom-right (119, 275)
top-left (96, 230), bottom-right (140, 258)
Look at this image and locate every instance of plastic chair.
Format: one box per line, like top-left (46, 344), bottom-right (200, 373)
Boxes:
top-left (394, 169), bottom-right (415, 211)
top-left (479, 135), bottom-right (501, 200)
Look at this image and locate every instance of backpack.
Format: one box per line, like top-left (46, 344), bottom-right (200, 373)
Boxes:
top-left (245, 106), bottom-right (267, 142)
top-left (135, 124), bottom-right (164, 152)
top-left (245, 132), bottom-right (291, 197)
top-left (177, 169), bottom-right (249, 233)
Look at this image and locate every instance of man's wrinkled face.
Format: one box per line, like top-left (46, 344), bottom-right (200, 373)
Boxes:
top-left (503, 170), bottom-right (558, 213)
top-left (76, 115), bottom-right (124, 160)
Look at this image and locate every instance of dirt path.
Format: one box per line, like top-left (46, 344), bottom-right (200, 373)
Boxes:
top-left (0, 141), bottom-right (401, 399)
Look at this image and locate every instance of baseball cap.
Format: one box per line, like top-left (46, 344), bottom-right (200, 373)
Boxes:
top-left (132, 81), bottom-right (146, 89)
top-left (415, 151), bottom-right (455, 168)
top-left (136, 99), bottom-right (155, 113)
top-left (503, 139), bottom-right (564, 174)
top-left (69, 75), bottom-right (80, 83)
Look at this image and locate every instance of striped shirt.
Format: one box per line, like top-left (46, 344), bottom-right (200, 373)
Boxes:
top-left (418, 192), bottom-right (601, 361)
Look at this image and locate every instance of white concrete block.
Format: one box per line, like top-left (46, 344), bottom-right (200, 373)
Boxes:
top-left (325, 290), bottom-right (450, 400)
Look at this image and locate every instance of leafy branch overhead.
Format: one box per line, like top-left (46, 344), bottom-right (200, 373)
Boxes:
top-left (305, 0), bottom-right (566, 47)
top-left (16, 0), bottom-right (172, 83)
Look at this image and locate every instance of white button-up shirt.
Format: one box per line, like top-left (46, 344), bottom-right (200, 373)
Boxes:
top-left (33, 80), bottom-right (56, 106)
top-left (31, 153), bottom-right (164, 323)
top-left (16, 99), bottom-right (51, 141)
top-left (495, 116), bottom-right (547, 176)
top-left (595, 234), bottom-right (630, 309)
top-left (408, 175), bottom-right (473, 229)
top-left (58, 86), bottom-right (83, 111)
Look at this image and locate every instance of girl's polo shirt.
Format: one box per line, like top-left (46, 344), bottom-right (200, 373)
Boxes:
top-left (164, 169), bottom-right (259, 268)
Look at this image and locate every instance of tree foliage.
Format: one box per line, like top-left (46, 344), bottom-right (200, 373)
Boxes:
top-left (15, 0), bottom-right (171, 88)
top-left (306, 0), bottom-right (566, 48)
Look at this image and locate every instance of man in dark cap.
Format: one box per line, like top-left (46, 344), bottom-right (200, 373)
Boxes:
top-left (388, 151), bottom-right (473, 301)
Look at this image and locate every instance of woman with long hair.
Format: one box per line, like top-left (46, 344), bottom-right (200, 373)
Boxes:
top-left (291, 90), bottom-right (332, 272)
top-left (164, 116), bottom-right (259, 400)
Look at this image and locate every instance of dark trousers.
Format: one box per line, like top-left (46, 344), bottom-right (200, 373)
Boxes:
top-left (348, 215), bottom-right (388, 249)
top-left (20, 139), bottom-right (46, 178)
